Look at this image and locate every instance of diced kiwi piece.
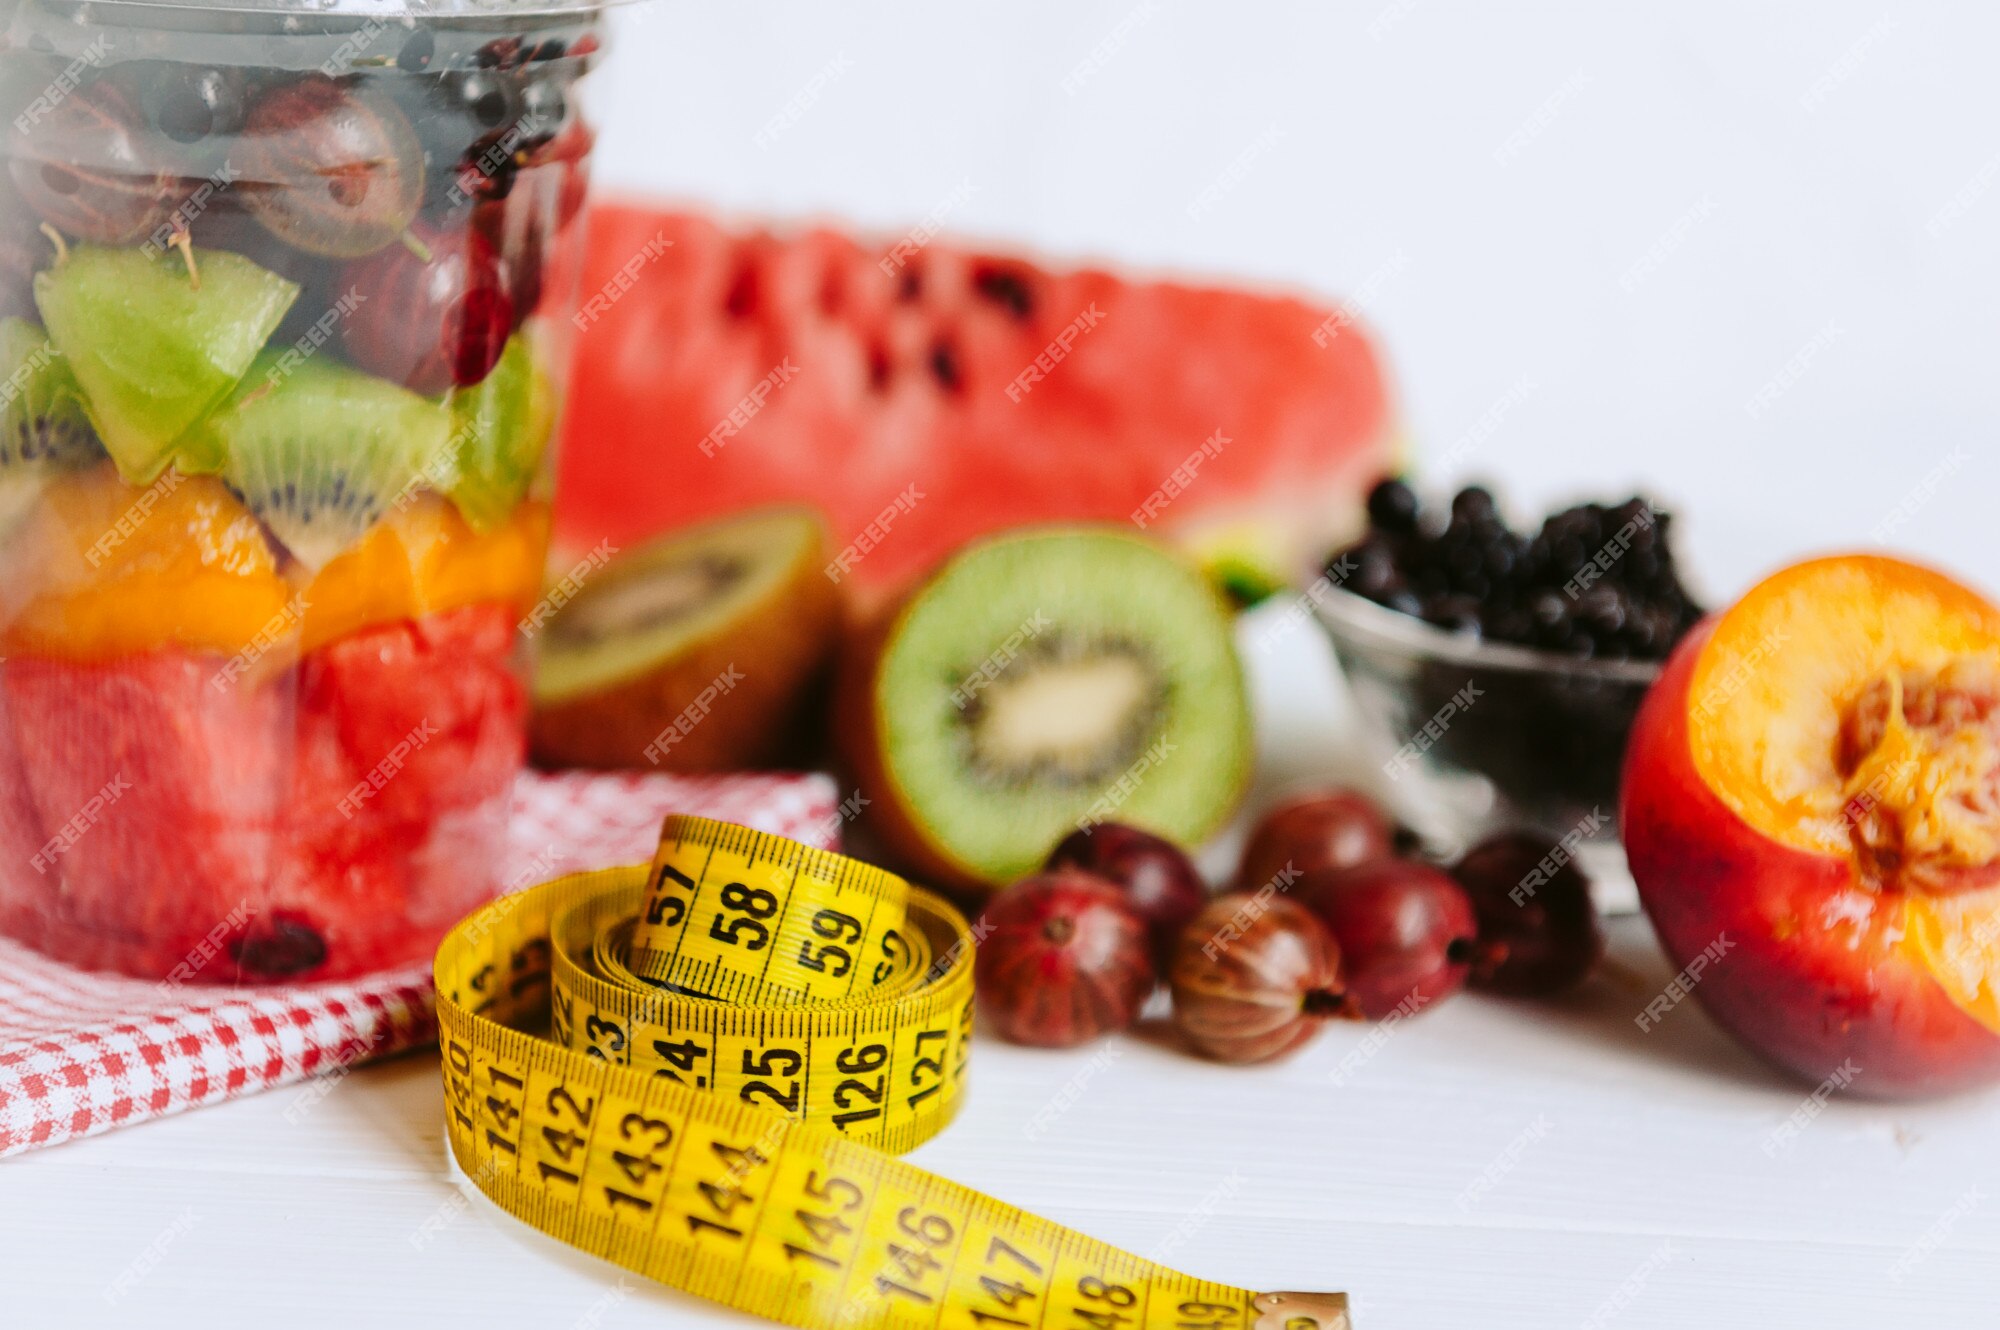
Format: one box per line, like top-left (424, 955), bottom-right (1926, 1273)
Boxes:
top-left (530, 508), bottom-right (841, 771)
top-left (836, 528), bottom-right (1252, 892)
top-left (443, 335), bottom-right (555, 532)
top-left (0, 316), bottom-right (104, 534)
top-left (198, 354), bottom-right (450, 569)
top-left (32, 244), bottom-right (298, 485)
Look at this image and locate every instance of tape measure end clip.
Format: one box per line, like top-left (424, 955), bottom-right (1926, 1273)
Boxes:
top-left (1253, 1290), bottom-right (1352, 1330)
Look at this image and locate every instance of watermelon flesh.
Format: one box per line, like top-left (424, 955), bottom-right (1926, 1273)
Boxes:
top-left (0, 605), bottom-right (524, 982)
top-left (555, 205), bottom-right (1398, 601)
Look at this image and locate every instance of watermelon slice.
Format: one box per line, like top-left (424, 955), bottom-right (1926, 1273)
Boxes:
top-left (554, 204), bottom-right (1398, 603)
top-left (0, 604), bottom-right (526, 982)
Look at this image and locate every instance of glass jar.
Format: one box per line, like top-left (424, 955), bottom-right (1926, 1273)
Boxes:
top-left (0, 0), bottom-right (606, 981)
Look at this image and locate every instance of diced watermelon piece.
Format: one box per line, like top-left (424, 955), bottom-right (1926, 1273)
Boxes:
top-left (0, 604), bottom-right (527, 982)
top-left (0, 682), bottom-right (51, 950)
top-left (295, 604), bottom-right (526, 827)
top-left (257, 816), bottom-right (415, 979)
top-left (555, 204), bottom-right (1398, 602)
top-left (1, 652), bottom-right (286, 975)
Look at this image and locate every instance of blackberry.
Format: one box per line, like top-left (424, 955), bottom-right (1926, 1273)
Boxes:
top-left (1422, 594), bottom-right (1484, 635)
top-left (1574, 586), bottom-right (1628, 638)
top-left (520, 78), bottom-right (567, 146)
top-left (140, 64), bottom-right (248, 145)
top-left (1442, 539), bottom-right (1485, 589)
top-left (396, 28), bottom-right (436, 73)
top-left (1450, 484), bottom-right (1498, 524)
top-left (1325, 476), bottom-right (1704, 663)
top-left (452, 69), bottom-right (521, 131)
top-left (1365, 476), bottom-right (1421, 535)
top-left (1345, 537), bottom-right (1401, 600)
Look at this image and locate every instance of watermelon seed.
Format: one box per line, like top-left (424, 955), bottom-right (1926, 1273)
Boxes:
top-left (929, 341), bottom-right (962, 392)
top-left (723, 263), bottom-right (759, 318)
top-left (233, 914), bottom-right (328, 978)
top-left (973, 265), bottom-right (1035, 320)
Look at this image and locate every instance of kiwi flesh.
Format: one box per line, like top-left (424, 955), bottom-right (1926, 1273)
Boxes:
top-left (836, 527), bottom-right (1252, 893)
top-left (33, 244), bottom-right (297, 485)
top-left (443, 334), bottom-right (554, 532)
top-left (197, 353), bottom-right (450, 569)
top-left (530, 507), bottom-right (842, 771)
top-left (0, 317), bottom-right (104, 534)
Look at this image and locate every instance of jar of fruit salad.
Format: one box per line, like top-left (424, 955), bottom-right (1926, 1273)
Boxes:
top-left (0, 0), bottom-right (605, 981)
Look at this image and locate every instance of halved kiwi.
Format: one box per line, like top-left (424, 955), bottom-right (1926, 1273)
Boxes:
top-left (836, 527), bottom-right (1252, 893)
top-left (443, 334), bottom-right (555, 532)
top-left (0, 317), bottom-right (103, 534)
top-left (196, 353), bottom-right (450, 569)
top-left (33, 243), bottom-right (298, 484)
top-left (530, 508), bottom-right (843, 771)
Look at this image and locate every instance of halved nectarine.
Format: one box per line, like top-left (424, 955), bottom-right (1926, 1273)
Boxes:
top-left (1622, 554), bottom-right (2000, 1098)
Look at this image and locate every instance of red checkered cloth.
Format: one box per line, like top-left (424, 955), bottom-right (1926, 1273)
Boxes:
top-left (0, 769), bottom-right (839, 1159)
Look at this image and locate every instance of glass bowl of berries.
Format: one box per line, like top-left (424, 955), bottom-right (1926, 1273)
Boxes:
top-left (1310, 478), bottom-right (1707, 910)
top-left (0, 0), bottom-right (609, 981)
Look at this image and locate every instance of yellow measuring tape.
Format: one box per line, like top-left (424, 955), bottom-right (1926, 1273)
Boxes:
top-left (435, 814), bottom-right (1352, 1330)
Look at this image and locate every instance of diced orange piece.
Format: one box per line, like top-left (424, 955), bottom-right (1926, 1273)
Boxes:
top-left (1, 463), bottom-right (293, 661)
top-left (300, 495), bottom-right (548, 652)
top-left (1, 468), bottom-right (548, 665)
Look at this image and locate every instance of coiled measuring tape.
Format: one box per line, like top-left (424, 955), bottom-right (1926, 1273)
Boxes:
top-left (436, 814), bottom-right (1352, 1330)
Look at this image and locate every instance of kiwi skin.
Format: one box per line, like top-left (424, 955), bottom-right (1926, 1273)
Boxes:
top-left (830, 601), bottom-right (971, 881)
top-left (529, 517), bottom-right (843, 773)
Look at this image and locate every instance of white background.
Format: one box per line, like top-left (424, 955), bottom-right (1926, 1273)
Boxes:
top-left (592, 0), bottom-right (2000, 604)
top-left (9, 5), bottom-right (2000, 1329)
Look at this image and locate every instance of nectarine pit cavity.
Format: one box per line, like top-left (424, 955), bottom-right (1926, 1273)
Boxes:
top-left (1836, 656), bottom-right (2000, 896)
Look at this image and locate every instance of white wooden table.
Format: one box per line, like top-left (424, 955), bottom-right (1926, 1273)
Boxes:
top-left (4, 611), bottom-right (1996, 1329)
